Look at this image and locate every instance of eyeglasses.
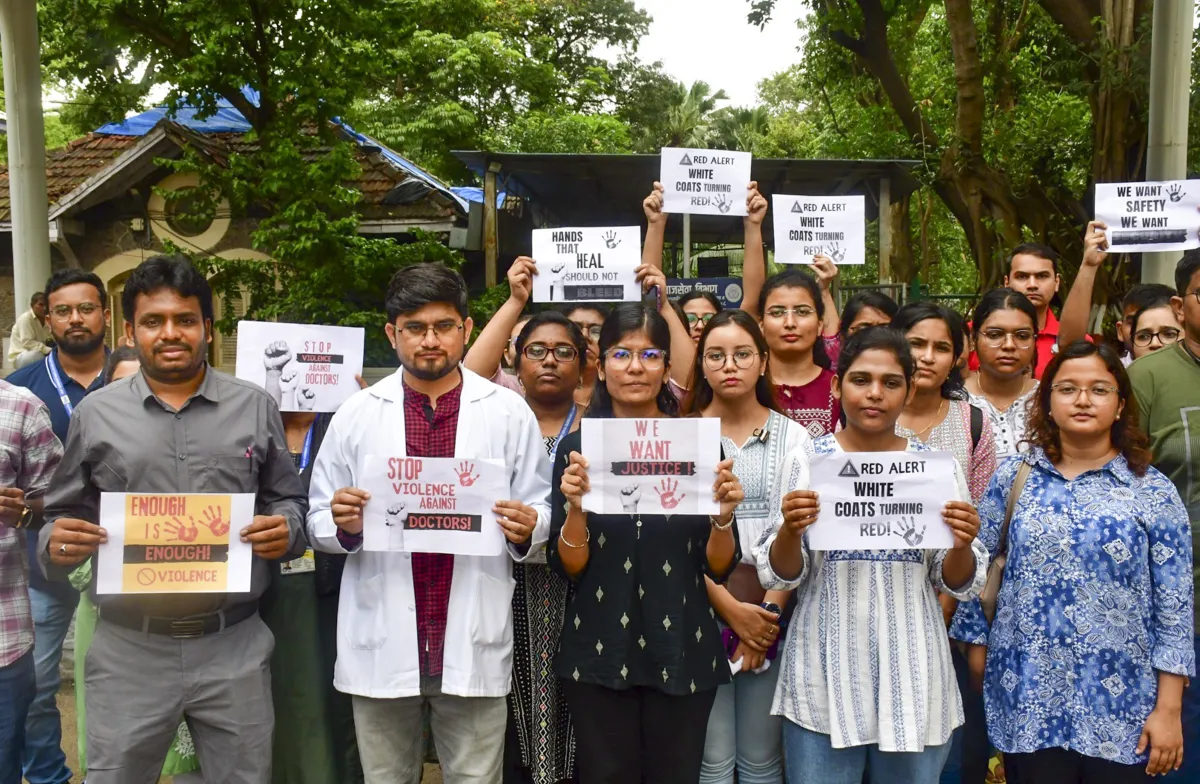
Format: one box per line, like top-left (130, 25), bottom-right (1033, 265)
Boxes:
top-left (764, 306), bottom-right (816, 321)
top-left (50, 303), bottom-right (100, 320)
top-left (686, 313), bottom-right (714, 328)
top-left (523, 344), bottom-right (578, 362)
top-left (1188, 290), bottom-right (1200, 305)
top-left (605, 348), bottom-right (666, 369)
top-left (979, 328), bottom-right (1035, 349)
top-left (1132, 328), bottom-right (1181, 347)
top-left (399, 320), bottom-right (464, 339)
top-left (571, 322), bottom-right (603, 342)
top-left (703, 349), bottom-right (759, 370)
top-left (1049, 383), bottom-right (1118, 400)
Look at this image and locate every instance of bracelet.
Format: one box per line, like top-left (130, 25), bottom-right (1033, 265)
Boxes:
top-left (559, 527), bottom-right (589, 549)
top-left (710, 514), bottom-right (734, 532)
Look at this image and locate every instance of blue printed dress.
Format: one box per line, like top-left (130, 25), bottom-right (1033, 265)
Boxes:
top-left (950, 449), bottom-right (1195, 764)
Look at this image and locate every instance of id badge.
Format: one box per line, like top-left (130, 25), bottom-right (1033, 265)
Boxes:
top-left (281, 548), bottom-right (316, 575)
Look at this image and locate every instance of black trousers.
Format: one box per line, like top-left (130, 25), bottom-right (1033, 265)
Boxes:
top-left (561, 679), bottom-right (716, 784)
top-left (1005, 748), bottom-right (1150, 784)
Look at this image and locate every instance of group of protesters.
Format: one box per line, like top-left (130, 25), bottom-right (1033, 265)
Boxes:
top-left (0, 179), bottom-right (1196, 784)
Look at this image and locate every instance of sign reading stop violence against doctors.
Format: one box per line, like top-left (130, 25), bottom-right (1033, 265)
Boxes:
top-left (235, 321), bottom-right (365, 413)
top-left (361, 455), bottom-right (509, 556)
top-left (1095, 180), bottom-right (1200, 253)
top-left (531, 226), bottom-right (642, 303)
top-left (806, 452), bottom-right (956, 551)
top-left (660, 148), bottom-right (752, 217)
top-left (772, 195), bottom-right (866, 265)
top-left (580, 418), bottom-right (721, 517)
top-left (95, 493), bottom-right (255, 594)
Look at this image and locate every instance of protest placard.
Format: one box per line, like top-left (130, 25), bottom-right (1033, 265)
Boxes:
top-left (660, 148), bottom-right (752, 217)
top-left (531, 226), bottom-right (642, 303)
top-left (666, 278), bottom-right (744, 308)
top-left (360, 455), bottom-right (510, 556)
top-left (95, 492), bottom-right (256, 594)
top-left (236, 321), bottom-right (365, 412)
top-left (1095, 180), bottom-right (1200, 253)
top-left (806, 451), bottom-right (956, 551)
top-left (580, 418), bottom-right (721, 517)
top-left (772, 195), bottom-right (866, 265)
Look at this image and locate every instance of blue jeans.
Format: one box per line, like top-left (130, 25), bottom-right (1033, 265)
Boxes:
top-left (940, 646), bottom-right (990, 784)
top-left (699, 662), bottom-right (783, 783)
top-left (22, 586), bottom-right (75, 784)
top-left (0, 652), bottom-right (35, 784)
top-left (783, 720), bottom-right (951, 784)
top-left (1164, 634), bottom-right (1200, 783)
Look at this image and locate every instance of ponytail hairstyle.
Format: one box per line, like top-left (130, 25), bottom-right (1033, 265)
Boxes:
top-left (587, 303), bottom-right (680, 418)
top-left (683, 309), bottom-right (777, 414)
top-left (758, 268), bottom-right (832, 371)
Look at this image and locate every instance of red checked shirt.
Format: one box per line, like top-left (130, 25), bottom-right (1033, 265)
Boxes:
top-left (402, 379), bottom-right (463, 678)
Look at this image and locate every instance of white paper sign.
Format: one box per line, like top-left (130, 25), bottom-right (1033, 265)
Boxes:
top-left (236, 321), bottom-right (365, 412)
top-left (1095, 180), bottom-right (1200, 253)
top-left (660, 148), bottom-right (752, 216)
top-left (806, 451), bottom-right (956, 551)
top-left (773, 195), bottom-right (866, 265)
top-left (531, 226), bottom-right (642, 303)
top-left (96, 492), bottom-right (256, 594)
top-left (580, 418), bottom-right (721, 516)
top-left (360, 455), bottom-right (509, 556)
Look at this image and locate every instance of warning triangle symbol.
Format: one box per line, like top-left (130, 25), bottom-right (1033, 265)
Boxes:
top-left (791, 201), bottom-right (804, 213)
top-left (679, 153), bottom-right (693, 166)
top-left (838, 460), bottom-right (860, 478)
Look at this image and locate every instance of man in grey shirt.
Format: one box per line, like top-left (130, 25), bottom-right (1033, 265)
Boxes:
top-left (38, 255), bottom-right (306, 784)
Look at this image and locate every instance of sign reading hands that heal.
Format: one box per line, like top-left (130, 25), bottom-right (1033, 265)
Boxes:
top-left (96, 492), bottom-right (256, 594)
top-left (580, 418), bottom-right (721, 516)
top-left (531, 226), bottom-right (643, 303)
top-left (360, 455), bottom-right (510, 556)
top-left (806, 451), bottom-right (956, 551)
top-left (772, 195), bottom-right (866, 265)
top-left (660, 148), bottom-right (752, 217)
top-left (1095, 180), bottom-right (1200, 253)
top-left (236, 321), bottom-right (365, 412)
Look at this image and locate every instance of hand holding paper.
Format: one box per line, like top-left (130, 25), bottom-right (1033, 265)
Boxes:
top-left (780, 490), bottom-right (820, 538)
top-left (942, 501), bottom-right (981, 550)
top-left (643, 182), bottom-right (667, 226)
top-left (746, 182), bottom-right (767, 226)
top-left (712, 457), bottom-right (743, 524)
top-left (1082, 220), bottom-right (1110, 269)
top-left (492, 500), bottom-right (538, 545)
top-left (332, 487), bottom-right (370, 535)
top-left (561, 452), bottom-right (591, 511)
top-left (46, 518), bottom-right (107, 566)
top-left (241, 514), bottom-right (290, 559)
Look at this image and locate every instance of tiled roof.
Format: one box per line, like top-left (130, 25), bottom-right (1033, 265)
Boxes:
top-left (0, 120), bottom-right (458, 223)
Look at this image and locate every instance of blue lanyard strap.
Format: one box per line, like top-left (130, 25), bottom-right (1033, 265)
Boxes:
top-left (298, 424), bottom-right (315, 473)
top-left (548, 404), bottom-right (578, 464)
top-left (44, 354), bottom-right (74, 417)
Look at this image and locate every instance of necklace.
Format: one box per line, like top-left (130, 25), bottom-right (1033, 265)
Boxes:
top-left (904, 398), bottom-right (946, 437)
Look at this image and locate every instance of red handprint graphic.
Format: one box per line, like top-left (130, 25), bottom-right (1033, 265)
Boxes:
top-left (457, 461), bottom-right (480, 487)
top-left (654, 478), bottom-right (686, 510)
top-left (198, 505), bottom-right (229, 537)
top-left (165, 516), bottom-right (199, 542)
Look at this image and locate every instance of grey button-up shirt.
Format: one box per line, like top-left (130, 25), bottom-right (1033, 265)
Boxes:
top-left (39, 366), bottom-right (307, 617)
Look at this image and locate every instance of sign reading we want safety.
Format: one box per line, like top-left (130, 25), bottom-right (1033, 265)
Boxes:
top-left (96, 493), bottom-right (256, 594)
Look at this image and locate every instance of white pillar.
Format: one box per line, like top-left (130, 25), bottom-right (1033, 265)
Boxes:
top-left (1142, 0), bottom-right (1195, 286)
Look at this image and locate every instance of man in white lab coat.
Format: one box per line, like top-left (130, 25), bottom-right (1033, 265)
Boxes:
top-left (307, 262), bottom-right (550, 784)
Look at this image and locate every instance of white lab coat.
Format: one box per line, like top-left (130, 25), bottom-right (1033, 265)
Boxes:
top-left (307, 366), bottom-right (551, 699)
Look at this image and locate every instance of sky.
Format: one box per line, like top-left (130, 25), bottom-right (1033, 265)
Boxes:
top-left (632, 0), bottom-right (808, 107)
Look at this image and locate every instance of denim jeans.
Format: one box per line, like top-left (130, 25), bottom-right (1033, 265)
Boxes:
top-left (0, 652), bottom-right (36, 784)
top-left (782, 720), bottom-right (951, 784)
top-left (22, 586), bottom-right (76, 784)
top-left (700, 662), bottom-right (783, 783)
top-left (940, 646), bottom-right (991, 784)
top-left (1164, 634), bottom-right (1200, 783)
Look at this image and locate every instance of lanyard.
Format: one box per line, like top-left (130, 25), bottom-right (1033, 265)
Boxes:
top-left (297, 424), bottom-right (315, 473)
top-left (45, 354), bottom-right (75, 418)
top-left (548, 404), bottom-right (578, 464)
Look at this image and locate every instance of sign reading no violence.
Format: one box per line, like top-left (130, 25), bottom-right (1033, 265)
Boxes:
top-left (660, 148), bottom-right (752, 217)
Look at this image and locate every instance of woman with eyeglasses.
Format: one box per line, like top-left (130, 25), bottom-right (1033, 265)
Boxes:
top-left (684, 310), bottom-right (808, 784)
top-left (1128, 299), bottom-right (1183, 362)
top-left (964, 289), bottom-right (1040, 459)
top-left (759, 328), bottom-right (985, 783)
top-left (679, 290), bottom-right (723, 344)
top-left (548, 303), bottom-right (745, 783)
top-left (955, 341), bottom-right (1193, 783)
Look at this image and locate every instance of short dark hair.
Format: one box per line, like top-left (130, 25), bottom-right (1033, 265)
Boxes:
top-left (1176, 251), bottom-right (1200, 298)
top-left (102, 345), bottom-right (139, 384)
top-left (385, 263), bottom-right (469, 322)
top-left (121, 254), bottom-right (213, 324)
top-left (561, 303), bottom-right (610, 322)
top-left (838, 291), bottom-right (899, 336)
top-left (835, 326), bottom-right (915, 386)
top-left (1121, 282), bottom-right (1176, 314)
top-left (1007, 242), bottom-right (1060, 276)
top-left (45, 269), bottom-right (107, 309)
top-left (1130, 301), bottom-right (1179, 336)
top-left (890, 302), bottom-right (967, 400)
top-left (677, 289), bottom-right (722, 313)
top-left (30, 291), bottom-right (45, 307)
top-left (513, 311), bottom-right (588, 374)
top-left (971, 287), bottom-right (1038, 335)
top-left (588, 303), bottom-right (679, 418)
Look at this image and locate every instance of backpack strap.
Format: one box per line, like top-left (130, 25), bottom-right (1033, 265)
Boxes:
top-left (997, 460), bottom-right (1034, 557)
top-left (970, 403), bottom-right (984, 451)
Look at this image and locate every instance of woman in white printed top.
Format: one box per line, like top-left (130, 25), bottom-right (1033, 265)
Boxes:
top-left (756, 327), bottom-right (987, 784)
top-left (964, 289), bottom-right (1040, 459)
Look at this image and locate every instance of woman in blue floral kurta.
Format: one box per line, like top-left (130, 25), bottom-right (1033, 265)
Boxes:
top-left (952, 341), bottom-right (1194, 783)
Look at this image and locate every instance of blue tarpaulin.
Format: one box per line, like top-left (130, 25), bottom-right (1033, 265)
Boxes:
top-left (450, 186), bottom-right (506, 208)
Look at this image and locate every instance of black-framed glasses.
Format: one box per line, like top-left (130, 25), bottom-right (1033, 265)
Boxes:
top-left (606, 348), bottom-right (666, 369)
top-left (1188, 290), bottom-right (1200, 305)
top-left (400, 320), bottom-right (464, 339)
top-left (523, 344), bottom-right (579, 362)
top-left (1049, 383), bottom-right (1118, 400)
top-left (764, 305), bottom-right (816, 320)
top-left (979, 328), bottom-right (1035, 349)
top-left (703, 349), bottom-right (759, 370)
top-left (571, 322), bottom-right (603, 342)
top-left (50, 303), bottom-right (100, 320)
top-left (686, 313), bottom-right (715, 328)
top-left (1132, 328), bottom-right (1182, 347)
